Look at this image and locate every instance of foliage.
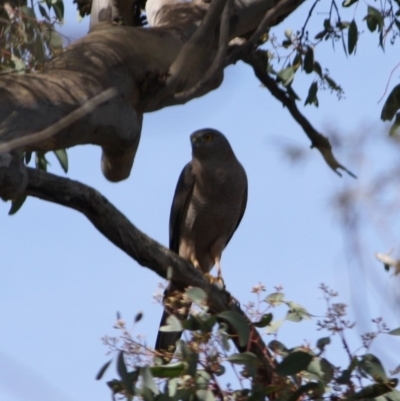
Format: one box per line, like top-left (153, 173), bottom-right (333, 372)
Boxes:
top-left (97, 284), bottom-right (400, 401)
top-left (257, 0), bottom-right (400, 134)
top-left (1, 0), bottom-right (67, 214)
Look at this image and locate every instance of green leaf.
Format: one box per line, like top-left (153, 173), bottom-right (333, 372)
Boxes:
top-left (140, 366), bottom-right (159, 394)
top-left (52, 0), bottom-right (64, 20)
top-left (285, 301), bottom-right (311, 322)
top-left (227, 352), bottom-right (257, 366)
top-left (275, 351), bottom-right (314, 376)
top-left (265, 319), bottom-right (284, 334)
top-left (35, 152), bottom-right (48, 171)
top-left (315, 30), bottom-right (327, 40)
top-left (342, 0), bottom-right (358, 6)
top-left (316, 336), bottom-right (331, 351)
top-left (150, 362), bottom-right (185, 378)
top-left (196, 389), bottom-right (215, 401)
top-left (366, 15), bottom-right (378, 32)
top-left (287, 382), bottom-right (322, 401)
top-left (353, 383), bottom-right (394, 399)
top-left (253, 313), bottom-right (273, 328)
top-left (217, 311), bottom-right (249, 347)
top-left (168, 378), bottom-right (177, 397)
top-left (304, 46), bottom-right (314, 74)
top-left (268, 340), bottom-right (289, 356)
top-left (54, 149), bottom-right (68, 173)
top-left (8, 196), bottom-right (27, 215)
top-left (304, 82), bottom-right (319, 107)
top-left (323, 19), bottom-right (331, 30)
top-left (196, 370), bottom-right (211, 390)
top-left (313, 62), bottom-right (323, 78)
top-left (367, 6), bottom-right (384, 31)
top-left (389, 327), bottom-right (400, 335)
top-left (359, 353), bottom-right (388, 383)
top-left (160, 315), bottom-right (183, 332)
top-left (265, 292), bottom-right (285, 306)
top-left (306, 357), bottom-right (334, 383)
top-left (389, 114), bottom-right (400, 136)
top-left (117, 351), bottom-right (128, 380)
top-left (381, 84), bottom-right (400, 121)
top-left (277, 67), bottom-right (294, 87)
top-left (324, 75), bottom-right (340, 91)
top-left (286, 86), bottom-right (301, 101)
top-left (96, 359), bottom-right (112, 380)
top-left (185, 287), bottom-right (207, 306)
top-left (134, 312), bottom-right (143, 323)
top-left (348, 19), bottom-right (358, 55)
top-left (38, 3), bottom-right (49, 19)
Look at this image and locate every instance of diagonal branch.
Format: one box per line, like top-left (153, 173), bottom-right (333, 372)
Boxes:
top-left (23, 167), bottom-right (276, 385)
top-left (243, 52), bottom-right (356, 178)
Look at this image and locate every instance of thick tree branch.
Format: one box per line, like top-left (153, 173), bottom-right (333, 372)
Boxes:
top-left (243, 52), bottom-right (356, 178)
top-left (226, 0), bottom-right (305, 65)
top-left (0, 0), bottom-right (309, 182)
top-left (172, 0), bottom-right (233, 104)
top-left (23, 167), bottom-right (276, 386)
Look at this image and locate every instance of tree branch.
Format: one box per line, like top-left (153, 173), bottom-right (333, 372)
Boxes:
top-left (23, 167), bottom-right (276, 386)
top-left (226, 0), bottom-right (305, 65)
top-left (173, 0), bottom-right (233, 104)
top-left (243, 52), bottom-right (356, 178)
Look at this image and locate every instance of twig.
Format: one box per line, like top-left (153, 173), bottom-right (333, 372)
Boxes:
top-left (299, 0), bottom-right (320, 42)
top-left (377, 61), bottom-right (400, 104)
top-left (242, 52), bottom-right (356, 178)
top-left (0, 88), bottom-right (118, 153)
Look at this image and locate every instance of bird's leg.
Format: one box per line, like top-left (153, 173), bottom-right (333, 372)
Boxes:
top-left (215, 257), bottom-right (222, 279)
top-left (210, 257), bottom-right (225, 289)
top-left (190, 256), bottom-right (201, 270)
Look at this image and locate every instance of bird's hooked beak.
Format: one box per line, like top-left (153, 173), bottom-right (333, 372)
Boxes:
top-left (190, 134), bottom-right (203, 149)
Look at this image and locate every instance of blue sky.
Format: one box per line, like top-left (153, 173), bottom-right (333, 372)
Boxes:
top-left (2, 1), bottom-right (400, 400)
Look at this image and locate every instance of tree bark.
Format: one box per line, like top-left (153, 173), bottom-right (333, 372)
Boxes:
top-left (0, 0), bottom-right (304, 185)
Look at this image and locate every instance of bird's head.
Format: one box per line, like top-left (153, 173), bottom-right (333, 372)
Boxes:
top-left (190, 129), bottom-right (234, 160)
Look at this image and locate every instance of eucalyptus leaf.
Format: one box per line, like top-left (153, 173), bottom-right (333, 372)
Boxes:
top-left (389, 327), bottom-right (400, 335)
top-left (265, 292), bottom-right (285, 306)
top-left (381, 84), bottom-right (400, 121)
top-left (160, 315), bottom-right (183, 332)
top-left (304, 82), bottom-right (318, 107)
top-left (96, 359), bottom-right (112, 380)
top-left (268, 340), bottom-right (289, 356)
top-left (185, 287), bottom-right (207, 306)
top-left (359, 353), bottom-right (388, 383)
top-left (348, 19), bottom-right (358, 55)
top-left (140, 366), bottom-right (159, 395)
top-left (275, 351), bottom-right (314, 376)
top-left (304, 46), bottom-right (314, 74)
top-left (150, 362), bottom-right (185, 378)
top-left (54, 149), bottom-right (68, 173)
top-left (217, 311), bottom-right (249, 347)
top-left (253, 313), bottom-right (273, 328)
top-left (8, 196), bottom-right (27, 215)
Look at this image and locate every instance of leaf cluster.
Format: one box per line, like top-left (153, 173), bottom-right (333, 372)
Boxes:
top-left (96, 285), bottom-right (400, 401)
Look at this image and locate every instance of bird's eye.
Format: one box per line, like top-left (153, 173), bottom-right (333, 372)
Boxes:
top-left (204, 134), bottom-right (213, 141)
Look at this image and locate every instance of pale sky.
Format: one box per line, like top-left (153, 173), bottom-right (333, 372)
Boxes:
top-left (2, 2), bottom-right (400, 400)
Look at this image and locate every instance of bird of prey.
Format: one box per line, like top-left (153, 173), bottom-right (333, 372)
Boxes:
top-left (155, 128), bottom-right (248, 361)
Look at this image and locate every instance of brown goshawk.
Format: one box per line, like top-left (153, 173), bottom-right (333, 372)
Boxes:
top-left (155, 128), bottom-right (248, 360)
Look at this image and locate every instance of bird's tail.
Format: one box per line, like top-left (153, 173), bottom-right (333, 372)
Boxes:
top-left (155, 285), bottom-right (191, 363)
